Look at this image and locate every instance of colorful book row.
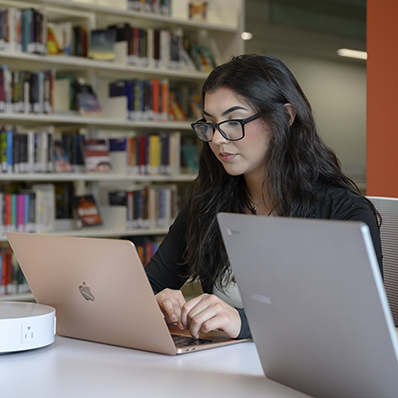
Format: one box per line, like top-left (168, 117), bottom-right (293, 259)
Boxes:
top-left (0, 243), bottom-right (29, 296)
top-left (0, 65), bottom-right (55, 114)
top-left (121, 132), bottom-right (181, 175)
top-left (0, 184), bottom-right (55, 237)
top-left (105, 24), bottom-right (185, 69)
top-left (109, 78), bottom-right (170, 122)
top-left (109, 184), bottom-right (179, 229)
top-left (127, 0), bottom-right (171, 15)
top-left (0, 127), bottom-right (55, 173)
top-left (131, 237), bottom-right (161, 266)
top-left (0, 7), bottom-right (46, 54)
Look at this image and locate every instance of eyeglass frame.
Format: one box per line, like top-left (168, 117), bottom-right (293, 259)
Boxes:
top-left (190, 112), bottom-right (263, 142)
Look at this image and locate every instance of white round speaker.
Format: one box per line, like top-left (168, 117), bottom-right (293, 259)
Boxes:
top-left (0, 301), bottom-right (56, 353)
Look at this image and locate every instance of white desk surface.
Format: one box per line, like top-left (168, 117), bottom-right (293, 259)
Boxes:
top-left (1, 336), bottom-right (313, 398)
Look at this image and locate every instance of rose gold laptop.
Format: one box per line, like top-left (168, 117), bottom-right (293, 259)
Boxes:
top-left (7, 232), bottom-right (249, 355)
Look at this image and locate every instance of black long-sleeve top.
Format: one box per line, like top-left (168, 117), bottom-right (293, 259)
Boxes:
top-left (145, 181), bottom-right (383, 339)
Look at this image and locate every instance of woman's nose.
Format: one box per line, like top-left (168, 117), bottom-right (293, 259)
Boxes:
top-left (211, 127), bottom-right (229, 145)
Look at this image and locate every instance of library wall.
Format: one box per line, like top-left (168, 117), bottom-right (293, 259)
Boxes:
top-left (366, 0), bottom-right (398, 197)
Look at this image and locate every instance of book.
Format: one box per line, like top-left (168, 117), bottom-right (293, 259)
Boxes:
top-left (83, 138), bottom-right (112, 172)
top-left (47, 21), bottom-right (73, 55)
top-left (5, 8), bottom-right (22, 52)
top-left (11, 70), bottom-right (23, 112)
top-left (72, 194), bottom-right (102, 228)
top-left (73, 25), bottom-right (88, 57)
top-left (191, 44), bottom-right (216, 72)
top-left (181, 140), bottom-right (199, 173)
top-left (62, 132), bottom-right (85, 172)
top-left (32, 183), bottom-right (55, 233)
top-left (168, 91), bottom-right (187, 121)
top-left (54, 182), bottom-right (73, 219)
top-left (189, 93), bottom-right (203, 119)
top-left (53, 140), bottom-right (73, 172)
top-left (74, 82), bottom-right (103, 116)
top-left (189, 1), bottom-right (208, 20)
top-left (43, 69), bottom-right (55, 114)
top-left (88, 29), bottom-right (116, 61)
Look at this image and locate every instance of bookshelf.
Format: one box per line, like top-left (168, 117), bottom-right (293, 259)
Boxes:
top-left (0, 0), bottom-right (245, 299)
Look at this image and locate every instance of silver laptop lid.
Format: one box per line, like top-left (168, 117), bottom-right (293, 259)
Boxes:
top-left (217, 213), bottom-right (398, 398)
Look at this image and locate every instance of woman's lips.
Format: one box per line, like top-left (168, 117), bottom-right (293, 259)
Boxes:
top-left (219, 152), bottom-right (237, 162)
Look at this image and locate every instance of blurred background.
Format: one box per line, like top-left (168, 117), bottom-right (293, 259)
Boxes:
top-left (244, 0), bottom-right (367, 189)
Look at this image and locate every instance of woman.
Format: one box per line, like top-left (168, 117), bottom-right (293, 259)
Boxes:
top-left (145, 54), bottom-right (382, 340)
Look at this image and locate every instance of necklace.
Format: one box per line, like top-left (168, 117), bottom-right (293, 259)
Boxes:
top-left (246, 191), bottom-right (265, 215)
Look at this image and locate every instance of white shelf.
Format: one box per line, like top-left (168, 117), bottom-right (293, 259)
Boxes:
top-left (5, 0), bottom-right (239, 32)
top-left (0, 51), bottom-right (209, 81)
top-left (51, 226), bottom-right (169, 237)
top-left (0, 172), bottom-right (197, 181)
top-left (0, 292), bottom-right (35, 302)
top-left (0, 227), bottom-right (169, 242)
top-left (0, 113), bottom-right (193, 130)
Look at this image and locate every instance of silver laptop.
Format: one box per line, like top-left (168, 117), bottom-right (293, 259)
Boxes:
top-left (217, 213), bottom-right (398, 398)
top-left (7, 232), bottom-right (249, 355)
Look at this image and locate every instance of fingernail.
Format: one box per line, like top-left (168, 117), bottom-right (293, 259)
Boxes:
top-left (171, 314), bottom-right (178, 322)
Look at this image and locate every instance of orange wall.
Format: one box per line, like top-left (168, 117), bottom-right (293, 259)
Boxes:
top-left (367, 0), bottom-right (398, 196)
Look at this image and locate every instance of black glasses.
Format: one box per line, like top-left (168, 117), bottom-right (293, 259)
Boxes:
top-left (190, 112), bottom-right (262, 142)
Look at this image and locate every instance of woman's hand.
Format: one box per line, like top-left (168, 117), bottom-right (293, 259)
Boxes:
top-left (181, 294), bottom-right (241, 339)
top-left (155, 288), bottom-right (186, 330)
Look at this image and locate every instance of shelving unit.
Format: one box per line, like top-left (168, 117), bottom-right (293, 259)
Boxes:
top-left (0, 0), bottom-right (245, 299)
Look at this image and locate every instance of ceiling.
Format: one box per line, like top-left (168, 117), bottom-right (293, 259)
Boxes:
top-left (245, 0), bottom-right (367, 61)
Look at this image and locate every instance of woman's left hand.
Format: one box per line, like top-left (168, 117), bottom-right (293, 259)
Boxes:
top-left (180, 294), bottom-right (241, 339)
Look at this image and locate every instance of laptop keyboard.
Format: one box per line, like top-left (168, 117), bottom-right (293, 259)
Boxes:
top-left (171, 334), bottom-right (217, 348)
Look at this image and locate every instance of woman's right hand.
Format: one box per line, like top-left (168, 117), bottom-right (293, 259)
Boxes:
top-left (155, 288), bottom-right (187, 330)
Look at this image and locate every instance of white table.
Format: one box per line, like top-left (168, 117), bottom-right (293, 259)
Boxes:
top-left (1, 336), bottom-right (312, 398)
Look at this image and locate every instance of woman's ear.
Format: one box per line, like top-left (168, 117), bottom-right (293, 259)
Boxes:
top-left (284, 103), bottom-right (296, 126)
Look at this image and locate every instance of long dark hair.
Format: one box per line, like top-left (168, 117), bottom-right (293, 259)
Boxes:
top-left (183, 54), bottom-right (379, 291)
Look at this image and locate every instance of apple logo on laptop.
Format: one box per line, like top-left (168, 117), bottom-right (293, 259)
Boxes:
top-left (79, 282), bottom-right (95, 301)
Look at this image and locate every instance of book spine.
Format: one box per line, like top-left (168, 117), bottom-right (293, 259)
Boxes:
top-left (43, 69), bottom-right (54, 114)
top-left (0, 193), bottom-right (3, 236)
top-left (6, 128), bottom-right (13, 173)
top-left (16, 193), bottom-right (25, 232)
top-left (2, 65), bottom-right (12, 113)
top-left (0, 255), bottom-right (5, 295)
top-left (11, 193), bottom-right (17, 232)
top-left (127, 79), bottom-right (135, 120)
top-left (37, 70), bottom-right (44, 114)
top-left (148, 134), bottom-right (160, 175)
top-left (28, 191), bottom-right (36, 233)
top-left (160, 78), bottom-right (169, 121)
top-left (24, 193), bottom-right (30, 232)
top-left (138, 136), bottom-right (146, 174)
top-left (0, 68), bottom-right (4, 112)
top-left (23, 71), bottom-right (32, 113)
top-left (13, 131), bottom-right (20, 173)
top-left (11, 70), bottom-right (22, 113)
top-left (127, 190), bottom-right (134, 229)
top-left (5, 194), bottom-right (11, 232)
top-left (151, 78), bottom-right (160, 121)
top-left (19, 133), bottom-right (28, 172)
top-left (31, 72), bottom-right (39, 113)
top-left (153, 29), bottom-right (160, 68)
top-left (0, 10), bottom-right (4, 51)
top-left (0, 129), bottom-right (7, 172)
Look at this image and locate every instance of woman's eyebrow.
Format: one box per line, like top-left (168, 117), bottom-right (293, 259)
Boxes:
top-left (203, 106), bottom-right (249, 118)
